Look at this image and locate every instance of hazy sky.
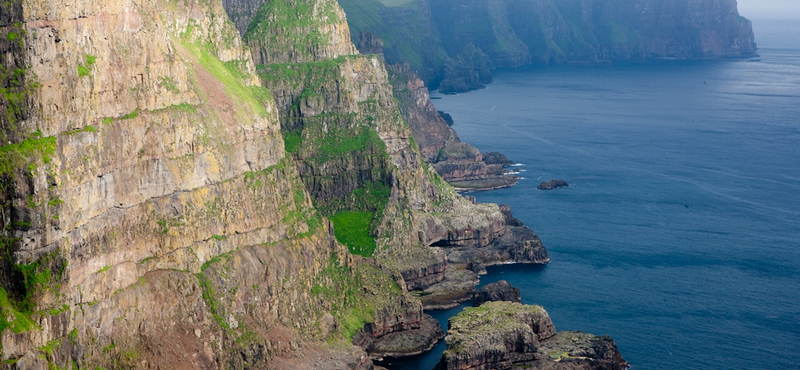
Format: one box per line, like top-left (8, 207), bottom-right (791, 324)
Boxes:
top-left (737, 0), bottom-right (800, 19)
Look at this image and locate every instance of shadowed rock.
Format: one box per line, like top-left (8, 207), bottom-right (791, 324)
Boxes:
top-left (472, 280), bottom-right (521, 307)
top-left (538, 179), bottom-right (569, 190)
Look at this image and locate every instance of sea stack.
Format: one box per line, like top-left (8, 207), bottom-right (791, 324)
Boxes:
top-left (538, 179), bottom-right (570, 190)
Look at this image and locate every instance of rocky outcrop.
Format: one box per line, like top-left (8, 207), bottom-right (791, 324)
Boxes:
top-left (341, 0), bottom-right (758, 87)
top-left (360, 314), bottom-right (444, 357)
top-left (387, 63), bottom-right (519, 190)
top-left (241, 0), bottom-right (551, 360)
top-left (538, 179), bottom-right (569, 190)
top-left (441, 301), bottom-right (556, 369)
top-left (440, 302), bottom-right (627, 370)
top-left (472, 280), bottom-right (521, 307)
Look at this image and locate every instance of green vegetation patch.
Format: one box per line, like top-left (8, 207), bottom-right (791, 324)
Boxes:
top-left (310, 254), bottom-right (402, 340)
top-left (282, 129), bottom-right (302, 153)
top-left (0, 287), bottom-right (37, 334)
top-left (317, 125), bottom-right (385, 159)
top-left (330, 211), bottom-right (376, 257)
top-left (179, 39), bottom-right (270, 120)
top-left (0, 130), bottom-right (57, 191)
top-left (245, 0), bottom-right (340, 39)
top-left (78, 54), bottom-right (96, 77)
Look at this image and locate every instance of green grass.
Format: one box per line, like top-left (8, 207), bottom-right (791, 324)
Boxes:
top-left (282, 130), bottom-right (302, 153)
top-left (0, 130), bottom-right (57, 181)
top-left (78, 54), bottom-right (96, 77)
top-left (244, 0), bottom-right (339, 39)
top-left (120, 110), bottom-right (139, 120)
top-left (330, 212), bottom-right (376, 257)
top-left (0, 288), bottom-right (37, 334)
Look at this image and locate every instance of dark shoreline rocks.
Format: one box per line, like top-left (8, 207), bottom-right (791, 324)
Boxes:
top-left (538, 179), bottom-right (569, 190)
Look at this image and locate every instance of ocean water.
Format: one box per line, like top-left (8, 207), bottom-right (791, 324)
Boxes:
top-left (380, 19), bottom-right (800, 370)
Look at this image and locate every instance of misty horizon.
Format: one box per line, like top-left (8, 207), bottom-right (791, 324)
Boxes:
top-left (738, 0), bottom-right (800, 19)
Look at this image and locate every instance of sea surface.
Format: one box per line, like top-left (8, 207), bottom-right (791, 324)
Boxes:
top-left (379, 19), bottom-right (800, 370)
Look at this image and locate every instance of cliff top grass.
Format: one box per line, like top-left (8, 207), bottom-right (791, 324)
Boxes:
top-left (445, 301), bottom-right (548, 357)
top-left (244, 0), bottom-right (340, 40)
top-left (448, 301), bottom-right (545, 336)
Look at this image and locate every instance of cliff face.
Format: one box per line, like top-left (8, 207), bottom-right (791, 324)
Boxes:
top-left (0, 0), bottom-right (552, 368)
top-left (0, 0), bottom-right (411, 367)
top-left (340, 0), bottom-right (758, 90)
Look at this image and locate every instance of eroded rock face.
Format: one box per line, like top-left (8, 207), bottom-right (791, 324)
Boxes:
top-left (441, 302), bottom-right (627, 370)
top-left (442, 301), bottom-right (556, 370)
top-left (387, 63), bottom-right (519, 190)
top-left (472, 280), bottom-right (521, 307)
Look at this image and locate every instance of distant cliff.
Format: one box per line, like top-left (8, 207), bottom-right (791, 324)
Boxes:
top-left (341, 0), bottom-right (758, 91)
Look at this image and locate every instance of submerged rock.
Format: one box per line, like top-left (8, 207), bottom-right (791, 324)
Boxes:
top-left (538, 179), bottom-right (569, 190)
top-left (472, 280), bottom-right (521, 307)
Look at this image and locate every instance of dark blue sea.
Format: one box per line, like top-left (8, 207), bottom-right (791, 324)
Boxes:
top-left (381, 19), bottom-right (800, 370)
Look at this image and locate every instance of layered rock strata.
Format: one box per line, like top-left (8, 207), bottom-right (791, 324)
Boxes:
top-left (441, 302), bottom-right (627, 370)
top-left (1, 0), bottom-right (404, 367)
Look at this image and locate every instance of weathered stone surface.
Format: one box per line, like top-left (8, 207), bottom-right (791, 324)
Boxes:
top-left (472, 280), bottom-right (521, 307)
top-left (365, 314), bottom-right (444, 357)
top-left (529, 331), bottom-right (629, 370)
top-left (416, 268), bottom-right (480, 310)
top-left (441, 301), bottom-right (556, 370)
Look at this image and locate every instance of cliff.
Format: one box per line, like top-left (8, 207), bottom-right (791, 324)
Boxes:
top-left (385, 63), bottom-right (518, 190)
top-left (0, 0), bottom-right (551, 368)
top-left (340, 0), bottom-right (759, 90)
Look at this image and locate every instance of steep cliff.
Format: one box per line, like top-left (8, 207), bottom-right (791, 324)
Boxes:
top-left (341, 0), bottom-right (758, 90)
top-left (0, 0), bottom-right (556, 367)
top-left (386, 63), bottom-right (518, 190)
top-left (0, 0), bottom-right (413, 367)
top-left (236, 0), bottom-right (547, 309)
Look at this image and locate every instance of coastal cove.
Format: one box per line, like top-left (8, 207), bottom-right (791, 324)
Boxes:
top-left (380, 19), bottom-right (800, 370)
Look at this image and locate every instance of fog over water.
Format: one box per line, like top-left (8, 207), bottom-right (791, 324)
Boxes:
top-left (737, 0), bottom-right (800, 19)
